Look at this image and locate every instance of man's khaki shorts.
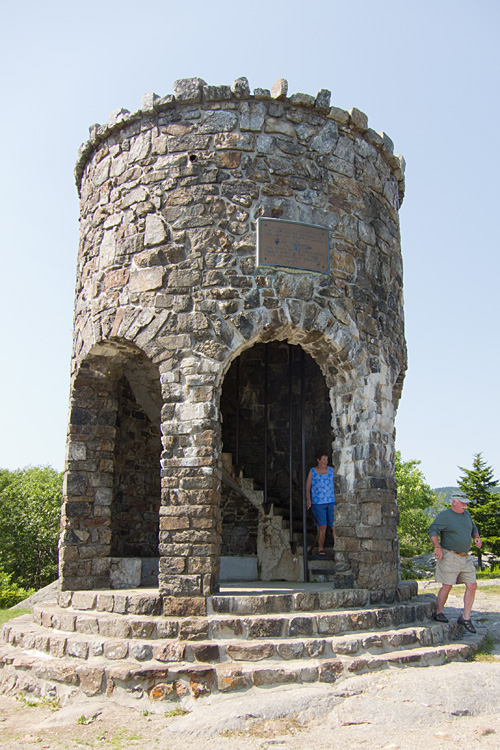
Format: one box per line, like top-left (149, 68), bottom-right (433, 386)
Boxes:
top-left (435, 548), bottom-right (477, 585)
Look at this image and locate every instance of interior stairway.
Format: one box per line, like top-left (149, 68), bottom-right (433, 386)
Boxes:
top-left (221, 452), bottom-right (353, 585)
top-left (0, 582), bottom-right (484, 710)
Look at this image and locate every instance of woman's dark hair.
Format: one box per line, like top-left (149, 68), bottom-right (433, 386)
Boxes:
top-left (315, 448), bottom-right (329, 461)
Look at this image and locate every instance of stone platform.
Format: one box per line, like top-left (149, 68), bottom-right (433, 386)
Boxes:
top-left (0, 581), bottom-right (484, 711)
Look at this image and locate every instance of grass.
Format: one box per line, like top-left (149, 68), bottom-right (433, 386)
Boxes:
top-left (164, 707), bottom-right (190, 717)
top-left (468, 634), bottom-right (498, 662)
top-left (477, 584), bottom-right (500, 596)
top-left (222, 717), bottom-right (304, 738)
top-left (0, 607), bottom-right (30, 626)
top-left (77, 714), bottom-right (96, 725)
top-left (17, 692), bottom-right (60, 711)
top-left (419, 578), bottom-right (500, 591)
top-left (100, 729), bottom-right (142, 748)
top-left (476, 567), bottom-right (500, 580)
top-left (72, 728), bottom-right (143, 749)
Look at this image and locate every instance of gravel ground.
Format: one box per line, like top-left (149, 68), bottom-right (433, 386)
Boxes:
top-left (1, 581), bottom-right (499, 750)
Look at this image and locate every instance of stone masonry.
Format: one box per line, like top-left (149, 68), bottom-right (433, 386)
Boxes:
top-left (61, 76), bottom-right (407, 616)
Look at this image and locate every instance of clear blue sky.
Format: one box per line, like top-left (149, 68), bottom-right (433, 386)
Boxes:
top-left (1, 0), bottom-right (498, 489)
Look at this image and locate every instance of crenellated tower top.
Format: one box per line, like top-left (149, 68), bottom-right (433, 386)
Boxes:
top-left (74, 75), bottom-right (405, 203)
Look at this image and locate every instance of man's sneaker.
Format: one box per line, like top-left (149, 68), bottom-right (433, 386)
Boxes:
top-left (457, 615), bottom-right (476, 633)
top-left (434, 612), bottom-right (449, 623)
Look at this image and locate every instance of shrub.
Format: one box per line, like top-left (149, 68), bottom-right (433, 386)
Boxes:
top-left (0, 465), bottom-right (62, 589)
top-left (476, 566), bottom-right (500, 580)
top-left (0, 566), bottom-right (34, 608)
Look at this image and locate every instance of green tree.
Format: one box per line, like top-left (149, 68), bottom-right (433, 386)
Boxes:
top-left (458, 453), bottom-right (500, 565)
top-left (0, 466), bottom-right (62, 590)
top-left (396, 451), bottom-right (444, 556)
top-left (0, 565), bottom-right (35, 608)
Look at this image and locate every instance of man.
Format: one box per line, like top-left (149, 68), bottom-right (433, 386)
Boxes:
top-left (429, 491), bottom-right (482, 633)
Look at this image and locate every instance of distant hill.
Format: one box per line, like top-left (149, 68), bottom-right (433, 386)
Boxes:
top-left (434, 486), bottom-right (500, 503)
top-left (434, 487), bottom-right (457, 502)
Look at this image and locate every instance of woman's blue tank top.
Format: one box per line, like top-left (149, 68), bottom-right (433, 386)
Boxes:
top-left (311, 467), bottom-right (335, 505)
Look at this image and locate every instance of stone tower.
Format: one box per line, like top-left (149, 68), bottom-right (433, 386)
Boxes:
top-left (61, 76), bottom-right (407, 616)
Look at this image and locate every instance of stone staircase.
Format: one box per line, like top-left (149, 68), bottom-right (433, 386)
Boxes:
top-left (308, 552), bottom-right (353, 585)
top-left (221, 452), bottom-right (354, 584)
top-left (0, 582), bottom-right (484, 711)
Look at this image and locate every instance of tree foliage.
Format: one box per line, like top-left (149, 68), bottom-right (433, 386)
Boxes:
top-left (396, 451), bottom-right (444, 557)
top-left (0, 466), bottom-right (62, 590)
top-left (458, 453), bottom-right (500, 560)
top-left (0, 566), bottom-right (34, 608)
top-left (458, 453), bottom-right (498, 504)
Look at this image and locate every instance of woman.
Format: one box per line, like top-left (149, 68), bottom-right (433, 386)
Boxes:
top-left (306, 449), bottom-right (337, 555)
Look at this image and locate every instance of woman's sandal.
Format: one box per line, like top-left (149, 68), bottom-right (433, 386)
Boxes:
top-left (318, 550), bottom-right (326, 556)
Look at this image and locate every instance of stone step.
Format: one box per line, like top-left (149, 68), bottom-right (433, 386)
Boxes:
top-left (210, 581), bottom-right (418, 614)
top-left (0, 577), bottom-right (485, 710)
top-left (3, 604), bottom-right (447, 676)
top-left (309, 571), bottom-right (355, 585)
top-left (309, 554), bottom-right (336, 565)
top-left (58, 589), bottom-right (164, 616)
top-left (3, 612), bottom-right (468, 668)
top-left (24, 597), bottom-right (437, 644)
top-left (54, 582), bottom-right (418, 616)
top-left (341, 641), bottom-right (477, 673)
top-left (308, 556), bottom-right (337, 581)
top-left (0, 635), bottom-right (481, 709)
top-left (239, 477), bottom-right (257, 492)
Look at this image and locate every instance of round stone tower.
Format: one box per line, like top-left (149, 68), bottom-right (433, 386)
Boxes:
top-left (61, 76), bottom-right (407, 616)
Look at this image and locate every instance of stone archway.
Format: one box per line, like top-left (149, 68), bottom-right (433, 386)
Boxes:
top-left (60, 341), bottom-right (162, 591)
top-left (219, 340), bottom-right (333, 581)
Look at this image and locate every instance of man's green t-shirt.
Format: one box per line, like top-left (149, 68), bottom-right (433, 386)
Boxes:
top-left (428, 508), bottom-right (478, 554)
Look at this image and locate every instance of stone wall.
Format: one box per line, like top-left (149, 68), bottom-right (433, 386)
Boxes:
top-left (61, 75), bottom-right (407, 613)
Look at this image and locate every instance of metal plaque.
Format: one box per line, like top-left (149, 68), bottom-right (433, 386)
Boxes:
top-left (257, 218), bottom-right (329, 274)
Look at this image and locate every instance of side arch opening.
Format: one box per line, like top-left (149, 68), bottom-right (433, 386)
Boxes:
top-left (61, 341), bottom-right (162, 590)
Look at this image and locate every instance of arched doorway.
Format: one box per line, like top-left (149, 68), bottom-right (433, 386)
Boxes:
top-left (219, 341), bottom-right (333, 581)
top-left (61, 342), bottom-right (162, 590)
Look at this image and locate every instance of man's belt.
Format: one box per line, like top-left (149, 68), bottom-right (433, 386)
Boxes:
top-left (443, 548), bottom-right (468, 557)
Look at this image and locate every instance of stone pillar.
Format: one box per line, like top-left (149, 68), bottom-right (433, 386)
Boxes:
top-left (158, 361), bottom-right (221, 615)
top-left (60, 361), bottom-right (117, 590)
top-left (332, 362), bottom-right (400, 591)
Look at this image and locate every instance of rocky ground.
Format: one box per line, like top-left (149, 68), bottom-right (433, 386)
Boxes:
top-left (1, 580), bottom-right (500, 750)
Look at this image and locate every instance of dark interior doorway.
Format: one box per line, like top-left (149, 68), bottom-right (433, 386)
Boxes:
top-left (220, 341), bottom-right (333, 553)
